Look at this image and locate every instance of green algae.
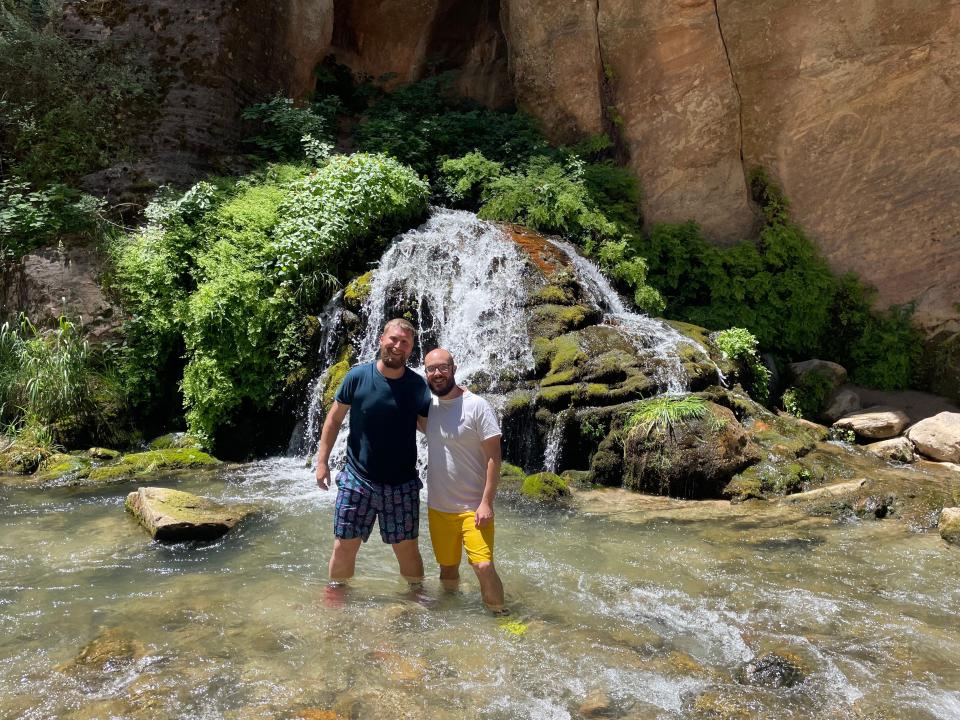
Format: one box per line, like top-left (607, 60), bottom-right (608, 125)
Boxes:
top-left (521, 472), bottom-right (571, 501)
top-left (87, 448), bottom-right (220, 484)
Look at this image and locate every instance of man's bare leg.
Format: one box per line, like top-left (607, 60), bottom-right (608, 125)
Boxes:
top-left (471, 561), bottom-right (505, 611)
top-left (328, 537), bottom-right (362, 583)
top-left (439, 564), bottom-right (461, 592)
top-left (391, 538), bottom-right (424, 584)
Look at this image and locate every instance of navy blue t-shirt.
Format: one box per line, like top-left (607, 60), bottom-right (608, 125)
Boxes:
top-left (334, 362), bottom-right (431, 485)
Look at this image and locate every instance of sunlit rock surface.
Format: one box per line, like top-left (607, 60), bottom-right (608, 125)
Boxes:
top-left (125, 486), bottom-right (254, 541)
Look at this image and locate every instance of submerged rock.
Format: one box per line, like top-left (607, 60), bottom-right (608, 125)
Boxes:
top-left (905, 412), bottom-right (960, 463)
top-left (939, 508), bottom-right (960, 546)
top-left (56, 627), bottom-right (146, 675)
top-left (125, 487), bottom-right (254, 541)
top-left (736, 652), bottom-right (806, 688)
top-left (833, 406), bottom-right (910, 440)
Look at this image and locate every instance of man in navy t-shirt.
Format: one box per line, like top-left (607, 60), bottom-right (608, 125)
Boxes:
top-left (315, 318), bottom-right (432, 589)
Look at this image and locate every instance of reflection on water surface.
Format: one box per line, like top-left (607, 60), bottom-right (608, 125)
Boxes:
top-left (1, 459), bottom-right (959, 719)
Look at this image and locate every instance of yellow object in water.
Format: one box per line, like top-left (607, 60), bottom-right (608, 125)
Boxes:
top-left (498, 619), bottom-right (528, 636)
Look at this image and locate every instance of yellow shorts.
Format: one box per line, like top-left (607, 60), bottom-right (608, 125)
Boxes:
top-left (428, 507), bottom-right (494, 566)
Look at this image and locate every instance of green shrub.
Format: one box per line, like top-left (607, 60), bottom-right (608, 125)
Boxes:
top-left (241, 95), bottom-right (340, 161)
top-left (0, 314), bottom-right (126, 445)
top-left (713, 327), bottom-right (771, 403)
top-left (111, 155), bottom-right (429, 445)
top-left (354, 74), bottom-right (547, 175)
top-left (0, 179), bottom-right (104, 265)
top-left (781, 370), bottom-right (832, 420)
top-left (0, 3), bottom-right (156, 184)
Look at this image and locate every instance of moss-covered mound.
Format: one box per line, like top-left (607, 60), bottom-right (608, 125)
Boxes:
top-left (500, 464), bottom-right (571, 503)
top-left (88, 448), bottom-right (221, 484)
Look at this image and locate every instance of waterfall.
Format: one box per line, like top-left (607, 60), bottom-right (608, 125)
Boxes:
top-left (296, 209), bottom-right (535, 459)
top-left (548, 238), bottom-right (713, 395)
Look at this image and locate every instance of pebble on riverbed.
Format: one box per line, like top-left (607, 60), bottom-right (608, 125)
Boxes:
top-left (736, 652), bottom-right (807, 688)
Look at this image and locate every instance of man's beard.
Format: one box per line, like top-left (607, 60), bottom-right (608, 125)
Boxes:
top-left (429, 376), bottom-right (456, 397)
top-left (380, 347), bottom-right (407, 369)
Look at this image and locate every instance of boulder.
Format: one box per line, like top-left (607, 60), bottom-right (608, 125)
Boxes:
top-left (788, 360), bottom-right (847, 389)
top-left (823, 389), bottom-right (861, 423)
top-left (864, 437), bottom-right (916, 464)
top-left (905, 412), bottom-right (960, 463)
top-left (623, 400), bottom-right (760, 499)
top-left (125, 487), bottom-right (254, 542)
top-left (939, 508), bottom-right (960, 546)
top-left (833, 406), bottom-right (910, 440)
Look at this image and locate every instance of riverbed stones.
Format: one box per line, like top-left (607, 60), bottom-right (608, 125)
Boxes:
top-left (578, 689), bottom-right (614, 718)
top-left (125, 487), bottom-right (254, 541)
top-left (833, 406), bottom-right (911, 440)
top-left (622, 401), bottom-right (760, 499)
top-left (864, 437), bottom-right (916, 463)
top-left (56, 627), bottom-right (147, 675)
top-left (789, 360), bottom-right (847, 389)
top-left (824, 388), bottom-right (861, 423)
top-left (938, 508), bottom-right (960, 546)
top-left (905, 412), bottom-right (960, 463)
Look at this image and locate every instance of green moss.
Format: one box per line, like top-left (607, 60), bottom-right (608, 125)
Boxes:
top-left (148, 433), bottom-right (204, 451)
top-left (530, 304), bottom-right (600, 340)
top-left (343, 271), bottom-right (374, 312)
top-left (530, 284), bottom-right (574, 306)
top-left (322, 360), bottom-right (351, 411)
top-left (34, 454), bottom-right (92, 484)
top-left (88, 447), bottom-right (120, 460)
top-left (538, 384), bottom-right (580, 410)
top-left (501, 462), bottom-right (525, 481)
top-left (521, 472), bottom-right (571, 501)
top-left (87, 448), bottom-right (220, 484)
top-left (541, 368), bottom-right (578, 388)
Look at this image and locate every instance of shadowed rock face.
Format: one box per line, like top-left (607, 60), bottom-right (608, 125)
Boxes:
top-left (64, 0), bottom-right (960, 332)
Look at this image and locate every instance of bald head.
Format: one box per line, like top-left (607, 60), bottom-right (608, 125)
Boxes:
top-left (424, 348), bottom-right (458, 397)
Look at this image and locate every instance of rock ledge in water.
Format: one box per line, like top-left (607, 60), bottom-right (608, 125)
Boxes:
top-left (939, 507), bottom-right (960, 546)
top-left (833, 405), bottom-right (910, 440)
top-left (125, 487), bottom-right (254, 542)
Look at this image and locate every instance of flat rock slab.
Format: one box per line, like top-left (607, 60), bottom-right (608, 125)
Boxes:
top-left (126, 487), bottom-right (254, 542)
top-left (906, 412), bottom-right (960, 463)
top-left (939, 507), bottom-right (960, 546)
top-left (834, 406), bottom-right (910, 440)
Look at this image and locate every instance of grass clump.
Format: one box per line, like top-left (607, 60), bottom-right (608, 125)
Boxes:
top-left (0, 314), bottom-right (127, 448)
top-left (624, 396), bottom-right (710, 435)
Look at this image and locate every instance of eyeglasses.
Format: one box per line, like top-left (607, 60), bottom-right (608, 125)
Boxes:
top-left (425, 363), bottom-right (453, 375)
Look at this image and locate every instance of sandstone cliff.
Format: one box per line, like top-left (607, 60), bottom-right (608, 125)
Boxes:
top-left (63, 0), bottom-right (960, 333)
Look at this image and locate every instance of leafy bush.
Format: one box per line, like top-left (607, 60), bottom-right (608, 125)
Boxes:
top-left (713, 327), bottom-right (771, 403)
top-left (0, 179), bottom-right (104, 264)
top-left (241, 95), bottom-right (340, 161)
top-left (0, 314), bottom-right (125, 445)
top-left (354, 74), bottom-right (547, 176)
top-left (0, 3), bottom-right (156, 184)
top-left (781, 370), bottom-right (833, 420)
top-left (111, 155), bottom-right (429, 445)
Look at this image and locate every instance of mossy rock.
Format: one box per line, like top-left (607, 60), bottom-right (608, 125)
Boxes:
top-left (623, 402), bottom-right (760, 498)
top-left (501, 462), bottom-right (526, 481)
top-left (521, 472), bottom-right (571, 502)
top-left (87, 448), bottom-right (221, 484)
top-left (148, 433), bottom-right (205, 451)
top-left (529, 304), bottom-right (601, 340)
top-left (125, 486), bottom-right (254, 542)
top-left (34, 453), bottom-right (93, 485)
top-left (343, 271), bottom-right (374, 313)
top-left (88, 447), bottom-right (121, 460)
top-left (529, 283), bottom-right (575, 306)
top-left (0, 430), bottom-right (56, 475)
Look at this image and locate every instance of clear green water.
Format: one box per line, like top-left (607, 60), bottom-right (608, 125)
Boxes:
top-left (1, 459), bottom-right (958, 719)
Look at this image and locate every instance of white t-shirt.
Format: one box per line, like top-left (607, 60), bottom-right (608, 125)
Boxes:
top-left (425, 389), bottom-right (502, 513)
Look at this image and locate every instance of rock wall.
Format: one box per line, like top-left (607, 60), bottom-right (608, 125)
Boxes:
top-left (63, 0), bottom-right (959, 333)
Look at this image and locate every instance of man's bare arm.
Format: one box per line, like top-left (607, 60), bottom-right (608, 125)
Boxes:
top-left (315, 401), bottom-right (349, 490)
top-left (475, 435), bottom-right (502, 528)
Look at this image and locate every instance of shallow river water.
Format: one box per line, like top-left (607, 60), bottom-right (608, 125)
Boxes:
top-left (1, 459), bottom-right (959, 719)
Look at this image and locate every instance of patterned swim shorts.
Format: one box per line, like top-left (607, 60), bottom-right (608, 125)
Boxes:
top-left (333, 466), bottom-right (422, 544)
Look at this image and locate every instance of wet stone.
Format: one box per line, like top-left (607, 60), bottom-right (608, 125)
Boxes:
top-left (736, 652), bottom-right (806, 688)
top-left (578, 688), bottom-right (614, 717)
top-left (125, 486), bottom-right (255, 542)
top-left (938, 507), bottom-right (960, 546)
top-left (56, 627), bottom-right (147, 675)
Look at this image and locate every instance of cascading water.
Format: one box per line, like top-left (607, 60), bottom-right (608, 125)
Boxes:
top-left (296, 209), bottom-right (536, 460)
top-left (548, 238), bottom-right (715, 395)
